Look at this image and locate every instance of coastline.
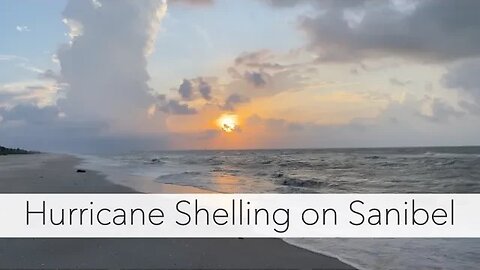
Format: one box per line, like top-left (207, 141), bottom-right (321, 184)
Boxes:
top-left (0, 153), bottom-right (356, 269)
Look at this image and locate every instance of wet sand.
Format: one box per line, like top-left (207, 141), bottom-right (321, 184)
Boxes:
top-left (0, 153), bottom-right (355, 269)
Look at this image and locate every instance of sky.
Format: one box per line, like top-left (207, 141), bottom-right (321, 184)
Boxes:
top-left (1, 0), bottom-right (480, 153)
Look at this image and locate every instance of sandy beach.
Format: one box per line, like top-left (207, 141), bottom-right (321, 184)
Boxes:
top-left (0, 153), bottom-right (355, 269)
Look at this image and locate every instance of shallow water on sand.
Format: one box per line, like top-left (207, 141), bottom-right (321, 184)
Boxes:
top-left (79, 146), bottom-right (480, 270)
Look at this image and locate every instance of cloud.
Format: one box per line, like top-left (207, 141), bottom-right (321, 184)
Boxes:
top-left (177, 78), bottom-right (214, 101)
top-left (157, 98), bottom-right (197, 115)
top-left (57, 0), bottom-right (167, 123)
top-left (444, 59), bottom-right (480, 97)
top-left (225, 49), bottom-right (314, 98)
top-left (389, 78), bottom-right (411, 87)
top-left (235, 50), bottom-right (270, 65)
top-left (198, 79), bottom-right (212, 100)
top-left (178, 79), bottom-right (194, 100)
top-left (0, 111), bottom-right (168, 153)
top-left (458, 100), bottom-right (480, 115)
top-left (4, 0), bottom-right (479, 151)
top-left (443, 58), bottom-right (480, 114)
top-left (423, 98), bottom-right (464, 122)
top-left (0, 54), bottom-right (28, 62)
top-left (15, 25), bottom-right (30, 32)
top-left (39, 69), bottom-right (62, 81)
top-left (0, 0), bottom-right (169, 153)
top-left (244, 71), bottom-right (269, 87)
top-left (371, 94), bottom-right (466, 127)
top-left (263, 0), bottom-right (364, 9)
top-left (170, 50), bottom-right (314, 109)
top-left (222, 93), bottom-right (250, 111)
top-left (235, 50), bottom-right (285, 70)
top-left (0, 54), bottom-right (47, 75)
top-left (247, 114), bottom-right (304, 132)
top-left (298, 0), bottom-right (480, 62)
top-left (159, 100), bottom-right (197, 115)
top-left (0, 104), bottom-right (60, 125)
top-left (0, 81), bottom-right (59, 108)
top-left (237, 94), bottom-right (477, 149)
top-left (169, 0), bottom-right (214, 7)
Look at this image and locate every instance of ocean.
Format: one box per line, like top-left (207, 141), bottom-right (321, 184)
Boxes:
top-left (78, 146), bottom-right (480, 270)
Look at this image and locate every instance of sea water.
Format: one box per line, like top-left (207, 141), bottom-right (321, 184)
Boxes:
top-left (78, 146), bottom-right (480, 270)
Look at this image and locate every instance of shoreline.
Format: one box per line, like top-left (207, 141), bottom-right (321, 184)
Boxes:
top-left (76, 153), bottom-right (363, 269)
top-left (0, 153), bottom-right (356, 269)
top-left (74, 153), bottom-right (213, 194)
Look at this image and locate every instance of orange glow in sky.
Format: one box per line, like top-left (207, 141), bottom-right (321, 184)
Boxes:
top-left (217, 114), bottom-right (238, 133)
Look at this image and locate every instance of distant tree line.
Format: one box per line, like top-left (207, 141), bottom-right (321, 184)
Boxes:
top-left (0, 145), bottom-right (37, 155)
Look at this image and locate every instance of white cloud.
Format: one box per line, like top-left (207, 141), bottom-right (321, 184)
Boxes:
top-left (0, 54), bottom-right (28, 62)
top-left (0, 81), bottom-right (60, 109)
top-left (57, 0), bottom-right (168, 126)
top-left (15, 25), bottom-right (30, 32)
top-left (1, 0), bottom-right (171, 152)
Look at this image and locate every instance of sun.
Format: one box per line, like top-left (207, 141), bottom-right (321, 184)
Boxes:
top-left (217, 114), bottom-right (238, 133)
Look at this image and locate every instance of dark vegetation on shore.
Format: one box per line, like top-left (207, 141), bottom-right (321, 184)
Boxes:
top-left (0, 145), bottom-right (37, 155)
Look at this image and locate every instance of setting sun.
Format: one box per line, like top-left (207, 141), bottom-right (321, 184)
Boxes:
top-left (217, 114), bottom-right (238, 133)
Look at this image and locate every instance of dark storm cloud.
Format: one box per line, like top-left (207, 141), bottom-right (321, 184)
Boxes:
top-left (298, 0), bottom-right (480, 62)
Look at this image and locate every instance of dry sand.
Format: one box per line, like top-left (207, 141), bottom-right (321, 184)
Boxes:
top-left (0, 153), bottom-right (355, 269)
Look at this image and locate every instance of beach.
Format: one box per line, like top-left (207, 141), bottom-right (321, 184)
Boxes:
top-left (3, 0), bottom-right (480, 269)
top-left (0, 153), bottom-right (355, 269)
